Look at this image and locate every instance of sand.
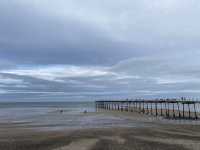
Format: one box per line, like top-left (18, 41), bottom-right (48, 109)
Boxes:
top-left (0, 111), bottom-right (200, 150)
top-left (53, 138), bottom-right (98, 150)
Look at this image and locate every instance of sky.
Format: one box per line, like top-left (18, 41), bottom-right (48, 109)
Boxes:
top-left (1, 0), bottom-right (200, 101)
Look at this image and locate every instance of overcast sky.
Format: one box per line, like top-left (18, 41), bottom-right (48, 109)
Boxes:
top-left (1, 0), bottom-right (200, 101)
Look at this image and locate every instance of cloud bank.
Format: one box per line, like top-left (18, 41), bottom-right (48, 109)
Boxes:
top-left (0, 0), bottom-right (200, 101)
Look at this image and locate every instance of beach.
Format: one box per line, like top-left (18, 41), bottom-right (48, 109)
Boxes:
top-left (2, 0), bottom-right (200, 149)
top-left (0, 104), bottom-right (200, 150)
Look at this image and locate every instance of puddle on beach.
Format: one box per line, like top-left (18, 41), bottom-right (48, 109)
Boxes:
top-left (0, 107), bottom-right (152, 131)
top-left (20, 112), bottom-right (151, 131)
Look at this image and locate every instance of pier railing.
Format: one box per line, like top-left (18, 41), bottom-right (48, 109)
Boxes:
top-left (95, 99), bottom-right (200, 120)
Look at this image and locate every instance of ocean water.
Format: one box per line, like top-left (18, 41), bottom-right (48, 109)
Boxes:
top-left (0, 102), bottom-right (146, 130)
top-left (0, 102), bottom-right (96, 129)
top-left (0, 102), bottom-right (94, 121)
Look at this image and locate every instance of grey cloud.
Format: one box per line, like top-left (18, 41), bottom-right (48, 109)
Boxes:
top-left (1, 0), bottom-right (200, 101)
top-left (2, 53), bottom-right (200, 101)
top-left (0, 0), bottom-right (144, 66)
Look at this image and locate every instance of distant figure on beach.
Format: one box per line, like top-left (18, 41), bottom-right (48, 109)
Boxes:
top-left (84, 110), bottom-right (87, 114)
top-left (60, 109), bottom-right (63, 114)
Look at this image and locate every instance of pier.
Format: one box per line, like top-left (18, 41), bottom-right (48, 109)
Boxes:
top-left (95, 98), bottom-right (200, 120)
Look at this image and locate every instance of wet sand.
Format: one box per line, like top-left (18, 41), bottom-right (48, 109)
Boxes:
top-left (0, 111), bottom-right (200, 150)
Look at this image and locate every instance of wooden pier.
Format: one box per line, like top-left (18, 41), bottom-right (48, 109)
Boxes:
top-left (95, 99), bottom-right (200, 120)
